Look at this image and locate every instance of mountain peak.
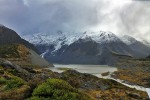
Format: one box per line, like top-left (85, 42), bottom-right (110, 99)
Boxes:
top-left (99, 31), bottom-right (117, 38)
top-left (140, 39), bottom-right (150, 47)
top-left (0, 24), bottom-right (5, 27)
top-left (83, 31), bottom-right (120, 44)
top-left (0, 25), bottom-right (22, 44)
top-left (23, 30), bottom-right (122, 53)
top-left (120, 35), bottom-right (138, 45)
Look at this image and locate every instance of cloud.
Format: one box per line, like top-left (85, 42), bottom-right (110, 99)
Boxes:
top-left (0, 0), bottom-right (150, 41)
top-left (119, 1), bottom-right (150, 40)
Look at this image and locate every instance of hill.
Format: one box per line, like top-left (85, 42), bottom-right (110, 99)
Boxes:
top-left (0, 44), bottom-right (52, 67)
top-left (0, 25), bottom-right (52, 67)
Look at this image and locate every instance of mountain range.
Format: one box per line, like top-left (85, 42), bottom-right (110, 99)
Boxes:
top-left (23, 31), bottom-right (150, 65)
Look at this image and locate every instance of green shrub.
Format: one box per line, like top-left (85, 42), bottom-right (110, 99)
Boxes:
top-left (0, 66), bottom-right (3, 69)
top-left (5, 76), bottom-right (25, 90)
top-left (0, 77), bottom-right (7, 84)
top-left (0, 85), bottom-right (31, 100)
top-left (8, 69), bottom-right (18, 75)
top-left (27, 96), bottom-right (51, 100)
top-left (28, 79), bottom-right (92, 100)
top-left (0, 69), bottom-right (4, 74)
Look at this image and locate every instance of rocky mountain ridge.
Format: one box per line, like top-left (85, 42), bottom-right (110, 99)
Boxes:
top-left (23, 31), bottom-right (150, 65)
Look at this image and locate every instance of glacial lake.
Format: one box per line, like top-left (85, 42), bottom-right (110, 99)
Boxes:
top-left (49, 64), bottom-right (117, 75)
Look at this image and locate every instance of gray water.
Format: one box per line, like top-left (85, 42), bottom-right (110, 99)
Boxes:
top-left (49, 64), bottom-right (117, 74)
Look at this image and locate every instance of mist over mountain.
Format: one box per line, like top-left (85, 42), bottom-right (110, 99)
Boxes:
top-left (0, 0), bottom-right (150, 41)
top-left (121, 35), bottom-right (150, 57)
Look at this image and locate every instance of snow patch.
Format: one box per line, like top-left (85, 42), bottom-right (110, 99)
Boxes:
top-left (140, 39), bottom-right (150, 47)
top-left (119, 35), bottom-right (137, 45)
top-left (146, 88), bottom-right (150, 99)
top-left (23, 31), bottom-right (121, 54)
top-left (40, 49), bottom-right (49, 58)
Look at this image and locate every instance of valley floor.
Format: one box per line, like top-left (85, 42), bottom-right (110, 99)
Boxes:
top-left (0, 58), bottom-right (149, 100)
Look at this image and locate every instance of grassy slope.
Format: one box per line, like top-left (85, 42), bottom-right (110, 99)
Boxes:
top-left (113, 58), bottom-right (150, 87)
top-left (0, 44), bottom-right (52, 67)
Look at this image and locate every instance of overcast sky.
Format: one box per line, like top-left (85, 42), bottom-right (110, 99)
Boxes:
top-left (0, 0), bottom-right (150, 41)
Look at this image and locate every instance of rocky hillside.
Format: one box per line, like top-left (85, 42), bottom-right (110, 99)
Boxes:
top-left (0, 25), bottom-right (52, 67)
top-left (0, 44), bottom-right (52, 67)
top-left (0, 25), bottom-right (38, 53)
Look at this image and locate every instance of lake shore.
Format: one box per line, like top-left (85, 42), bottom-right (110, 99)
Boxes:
top-left (48, 64), bottom-right (149, 98)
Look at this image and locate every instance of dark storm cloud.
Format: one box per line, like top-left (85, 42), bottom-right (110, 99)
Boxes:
top-left (0, 0), bottom-right (150, 41)
top-left (23, 0), bottom-right (103, 34)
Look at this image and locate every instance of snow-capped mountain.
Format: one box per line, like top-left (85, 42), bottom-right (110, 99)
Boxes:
top-left (120, 35), bottom-right (150, 57)
top-left (81, 31), bottom-right (121, 43)
top-left (141, 39), bottom-right (150, 47)
top-left (25, 31), bottom-right (120, 44)
top-left (120, 35), bottom-right (138, 45)
top-left (24, 31), bottom-right (121, 52)
top-left (120, 35), bottom-right (150, 47)
top-left (23, 31), bottom-right (150, 65)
